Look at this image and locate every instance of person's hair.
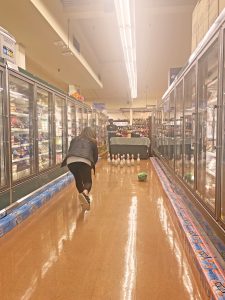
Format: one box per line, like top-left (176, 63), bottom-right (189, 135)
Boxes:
top-left (80, 127), bottom-right (96, 143)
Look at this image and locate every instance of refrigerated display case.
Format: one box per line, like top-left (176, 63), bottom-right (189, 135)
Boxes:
top-left (197, 40), bottom-right (218, 211)
top-left (83, 108), bottom-right (88, 128)
top-left (96, 112), bottom-right (107, 155)
top-left (9, 75), bottom-right (35, 182)
top-left (88, 109), bottom-right (92, 127)
top-left (150, 12), bottom-right (225, 236)
top-left (222, 31), bottom-right (225, 222)
top-left (67, 100), bottom-right (76, 145)
top-left (0, 68), bottom-right (6, 188)
top-left (76, 106), bottom-right (83, 135)
top-left (162, 98), bottom-right (170, 160)
top-left (175, 81), bottom-right (184, 177)
top-left (37, 88), bottom-right (53, 171)
top-left (183, 67), bottom-right (196, 189)
top-left (168, 92), bottom-right (175, 168)
top-left (55, 95), bottom-right (66, 165)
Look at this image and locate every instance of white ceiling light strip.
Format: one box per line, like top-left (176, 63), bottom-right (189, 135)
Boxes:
top-left (114, 0), bottom-right (137, 99)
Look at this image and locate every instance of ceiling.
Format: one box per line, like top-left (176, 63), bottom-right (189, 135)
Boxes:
top-left (0, 0), bottom-right (197, 109)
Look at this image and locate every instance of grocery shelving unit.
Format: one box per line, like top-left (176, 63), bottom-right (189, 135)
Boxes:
top-left (0, 61), bottom-right (107, 210)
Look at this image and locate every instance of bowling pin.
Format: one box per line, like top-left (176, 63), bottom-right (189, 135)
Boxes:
top-left (137, 153), bottom-right (140, 165)
top-left (131, 154), bottom-right (134, 166)
top-left (115, 155), bottom-right (118, 166)
top-left (127, 155), bottom-right (131, 167)
top-left (107, 153), bottom-right (111, 164)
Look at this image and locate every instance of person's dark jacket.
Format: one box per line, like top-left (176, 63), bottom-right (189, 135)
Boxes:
top-left (61, 136), bottom-right (98, 170)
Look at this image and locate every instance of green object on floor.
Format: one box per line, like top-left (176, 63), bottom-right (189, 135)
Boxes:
top-left (184, 173), bottom-right (194, 182)
top-left (138, 172), bottom-right (148, 182)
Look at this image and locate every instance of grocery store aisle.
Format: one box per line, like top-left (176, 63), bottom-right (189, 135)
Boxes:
top-left (0, 160), bottom-right (205, 300)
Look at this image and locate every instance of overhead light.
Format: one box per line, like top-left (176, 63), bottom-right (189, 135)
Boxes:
top-left (114, 0), bottom-right (137, 99)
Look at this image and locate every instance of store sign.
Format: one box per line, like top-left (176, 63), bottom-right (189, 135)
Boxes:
top-left (93, 102), bottom-right (105, 111)
top-left (114, 121), bottom-right (129, 126)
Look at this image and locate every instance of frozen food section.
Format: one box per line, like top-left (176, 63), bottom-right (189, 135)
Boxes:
top-left (9, 75), bottom-right (35, 182)
top-left (151, 19), bottom-right (225, 235)
top-left (0, 63), bottom-right (107, 209)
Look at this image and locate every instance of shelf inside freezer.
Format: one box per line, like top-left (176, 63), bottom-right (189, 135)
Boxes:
top-left (12, 156), bottom-right (30, 163)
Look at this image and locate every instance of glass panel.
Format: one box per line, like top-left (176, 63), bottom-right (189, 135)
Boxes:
top-left (222, 32), bottom-right (225, 221)
top-left (55, 95), bottom-right (65, 164)
top-left (83, 108), bottom-right (88, 128)
top-left (221, 31), bottom-right (225, 222)
top-left (97, 113), bottom-right (107, 154)
top-left (175, 82), bottom-right (184, 177)
top-left (0, 71), bottom-right (6, 187)
top-left (162, 98), bottom-right (170, 161)
top-left (67, 101), bottom-right (76, 144)
top-left (157, 108), bottom-right (163, 155)
top-left (88, 110), bottom-right (92, 127)
top-left (183, 67), bottom-right (196, 188)
top-left (168, 92), bottom-right (175, 168)
top-left (37, 88), bottom-right (53, 171)
top-left (76, 107), bottom-right (83, 135)
top-left (92, 111), bottom-right (97, 131)
top-left (10, 76), bottom-right (34, 182)
top-left (197, 40), bottom-right (218, 211)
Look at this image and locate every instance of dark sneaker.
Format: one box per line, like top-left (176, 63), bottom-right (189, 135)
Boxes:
top-left (79, 193), bottom-right (90, 210)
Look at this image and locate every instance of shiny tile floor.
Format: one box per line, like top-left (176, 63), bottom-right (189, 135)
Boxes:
top-left (0, 160), bottom-right (206, 300)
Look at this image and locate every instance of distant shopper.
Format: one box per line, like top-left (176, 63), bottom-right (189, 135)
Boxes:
top-left (107, 119), bottom-right (118, 154)
top-left (61, 127), bottom-right (98, 210)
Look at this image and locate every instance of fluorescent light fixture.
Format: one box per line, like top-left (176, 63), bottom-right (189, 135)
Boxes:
top-left (114, 0), bottom-right (137, 99)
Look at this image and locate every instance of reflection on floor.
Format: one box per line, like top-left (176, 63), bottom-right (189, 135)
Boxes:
top-left (0, 160), bottom-right (206, 300)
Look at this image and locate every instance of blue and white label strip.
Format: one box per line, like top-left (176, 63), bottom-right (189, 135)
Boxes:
top-left (151, 158), bottom-right (225, 300)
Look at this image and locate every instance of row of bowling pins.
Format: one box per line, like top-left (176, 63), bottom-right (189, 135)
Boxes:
top-left (107, 153), bottom-right (140, 167)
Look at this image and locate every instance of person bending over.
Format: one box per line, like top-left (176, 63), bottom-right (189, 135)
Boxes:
top-left (62, 127), bottom-right (98, 210)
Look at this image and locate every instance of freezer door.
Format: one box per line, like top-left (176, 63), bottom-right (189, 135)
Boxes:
top-left (55, 95), bottom-right (66, 165)
top-left (76, 106), bottom-right (83, 136)
top-left (197, 40), bottom-right (218, 212)
top-left (67, 101), bottom-right (76, 145)
top-left (9, 75), bottom-right (35, 182)
top-left (0, 70), bottom-right (7, 188)
top-left (37, 88), bottom-right (53, 171)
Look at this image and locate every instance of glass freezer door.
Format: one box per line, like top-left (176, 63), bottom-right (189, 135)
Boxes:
top-left (0, 70), bottom-right (6, 188)
top-left (183, 67), bottom-right (196, 189)
top-left (88, 110), bottom-right (92, 127)
top-left (67, 101), bottom-right (76, 145)
top-left (9, 75), bottom-right (35, 182)
top-left (197, 40), bottom-right (218, 211)
top-left (37, 88), bottom-right (53, 171)
top-left (55, 95), bottom-right (65, 165)
top-left (175, 82), bottom-right (184, 177)
top-left (83, 108), bottom-right (88, 128)
top-left (76, 107), bottom-right (83, 135)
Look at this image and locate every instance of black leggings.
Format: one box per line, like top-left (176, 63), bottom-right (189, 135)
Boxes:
top-left (68, 162), bottom-right (92, 193)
